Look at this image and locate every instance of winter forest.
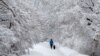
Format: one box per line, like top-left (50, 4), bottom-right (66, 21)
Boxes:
top-left (0, 0), bottom-right (100, 56)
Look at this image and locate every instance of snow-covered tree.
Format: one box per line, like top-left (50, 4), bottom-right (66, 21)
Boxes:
top-left (0, 0), bottom-right (100, 56)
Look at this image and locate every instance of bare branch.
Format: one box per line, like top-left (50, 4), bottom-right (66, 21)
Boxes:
top-left (0, 0), bottom-right (16, 17)
top-left (82, 6), bottom-right (93, 12)
top-left (9, 22), bottom-right (14, 29)
top-left (0, 19), bottom-right (9, 22)
top-left (91, 0), bottom-right (94, 6)
top-left (89, 7), bottom-right (93, 12)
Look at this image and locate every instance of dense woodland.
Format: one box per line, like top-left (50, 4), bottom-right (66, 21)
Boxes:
top-left (0, 0), bottom-right (100, 56)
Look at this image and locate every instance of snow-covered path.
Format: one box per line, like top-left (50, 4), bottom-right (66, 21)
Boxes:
top-left (22, 42), bottom-right (88, 56)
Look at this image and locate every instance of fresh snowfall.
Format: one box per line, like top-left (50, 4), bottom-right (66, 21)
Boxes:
top-left (22, 42), bottom-right (88, 56)
top-left (0, 0), bottom-right (100, 56)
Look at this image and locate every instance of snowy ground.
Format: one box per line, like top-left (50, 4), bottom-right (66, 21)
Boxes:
top-left (22, 42), bottom-right (89, 56)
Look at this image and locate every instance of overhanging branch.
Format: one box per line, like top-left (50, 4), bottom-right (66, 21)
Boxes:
top-left (0, 0), bottom-right (16, 17)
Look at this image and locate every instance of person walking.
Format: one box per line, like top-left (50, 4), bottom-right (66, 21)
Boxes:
top-left (49, 39), bottom-right (54, 49)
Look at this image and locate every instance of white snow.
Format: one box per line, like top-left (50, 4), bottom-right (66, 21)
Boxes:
top-left (22, 42), bottom-right (88, 56)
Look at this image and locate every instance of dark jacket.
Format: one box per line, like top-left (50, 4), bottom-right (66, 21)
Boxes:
top-left (50, 39), bottom-right (53, 45)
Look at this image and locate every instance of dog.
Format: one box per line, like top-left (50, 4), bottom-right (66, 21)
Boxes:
top-left (53, 45), bottom-right (56, 49)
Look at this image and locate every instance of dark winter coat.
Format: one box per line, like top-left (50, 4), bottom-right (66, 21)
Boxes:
top-left (50, 39), bottom-right (53, 45)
